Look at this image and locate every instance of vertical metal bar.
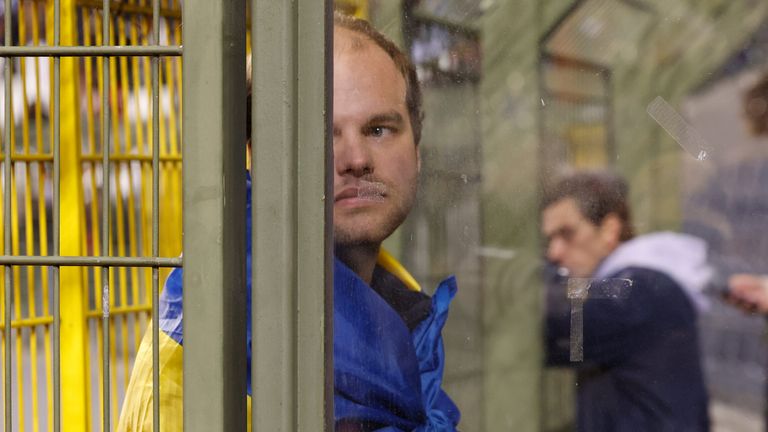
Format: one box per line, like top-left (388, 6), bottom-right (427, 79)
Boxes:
top-left (52, 0), bottom-right (62, 429)
top-left (252, 0), bottom-right (297, 427)
top-left (57, 1), bottom-right (90, 427)
top-left (151, 0), bottom-right (160, 430)
top-left (182, 1), bottom-right (247, 431)
top-left (3, 0), bottom-right (13, 429)
top-left (101, 0), bottom-right (111, 430)
top-left (605, 69), bottom-right (615, 164)
top-left (296, 2), bottom-right (333, 427)
top-left (10, 172), bottom-right (21, 432)
top-left (252, 0), bottom-right (332, 430)
top-left (17, 4), bottom-right (42, 422)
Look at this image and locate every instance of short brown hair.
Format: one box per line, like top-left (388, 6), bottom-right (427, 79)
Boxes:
top-left (334, 11), bottom-right (424, 145)
top-left (542, 170), bottom-right (635, 242)
top-left (745, 72), bottom-right (768, 136)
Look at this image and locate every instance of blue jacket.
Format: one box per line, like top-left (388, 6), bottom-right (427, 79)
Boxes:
top-left (334, 258), bottom-right (460, 430)
top-left (118, 176), bottom-right (460, 431)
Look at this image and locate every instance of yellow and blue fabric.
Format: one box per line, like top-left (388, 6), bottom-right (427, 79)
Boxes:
top-left (334, 258), bottom-right (459, 430)
top-left (117, 175), bottom-right (460, 431)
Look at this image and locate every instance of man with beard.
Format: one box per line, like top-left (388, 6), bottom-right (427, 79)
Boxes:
top-left (330, 12), bottom-right (460, 431)
top-left (118, 12), bottom-right (460, 432)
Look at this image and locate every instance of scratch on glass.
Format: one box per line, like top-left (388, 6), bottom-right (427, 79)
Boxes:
top-left (647, 96), bottom-right (711, 161)
top-left (475, 246), bottom-right (516, 260)
top-left (567, 278), bottom-right (633, 362)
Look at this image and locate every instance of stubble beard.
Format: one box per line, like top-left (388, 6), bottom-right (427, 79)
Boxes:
top-left (333, 185), bottom-right (416, 252)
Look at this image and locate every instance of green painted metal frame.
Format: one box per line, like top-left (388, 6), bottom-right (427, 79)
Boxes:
top-left (3, 1), bottom-right (13, 430)
top-left (0, 46), bottom-right (182, 56)
top-left (251, 0), bottom-right (333, 430)
top-left (180, 0), bottom-right (333, 428)
top-left (181, 1), bottom-right (248, 431)
top-left (0, 0), bottom-right (178, 429)
top-left (0, 0), bottom-right (332, 428)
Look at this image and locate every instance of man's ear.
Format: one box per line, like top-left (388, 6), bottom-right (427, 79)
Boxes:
top-left (600, 213), bottom-right (623, 248)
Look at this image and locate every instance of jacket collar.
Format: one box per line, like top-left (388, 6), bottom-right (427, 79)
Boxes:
top-left (377, 248), bottom-right (421, 292)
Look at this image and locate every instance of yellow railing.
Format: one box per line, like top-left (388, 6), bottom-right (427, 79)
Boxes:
top-left (1, 0), bottom-right (183, 430)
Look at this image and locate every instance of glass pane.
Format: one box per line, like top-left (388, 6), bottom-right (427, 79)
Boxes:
top-left (334, 0), bottom-right (768, 430)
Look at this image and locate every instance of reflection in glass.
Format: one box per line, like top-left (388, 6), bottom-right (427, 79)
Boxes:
top-left (368, 1), bottom-right (768, 431)
top-left (408, 18), bottom-right (482, 85)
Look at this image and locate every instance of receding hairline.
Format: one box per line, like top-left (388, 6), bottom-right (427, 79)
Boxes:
top-left (334, 26), bottom-right (376, 53)
top-left (332, 12), bottom-right (425, 145)
top-left (333, 27), bottom-right (405, 87)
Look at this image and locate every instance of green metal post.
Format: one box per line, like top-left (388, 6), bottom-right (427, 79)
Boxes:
top-left (182, 0), bottom-right (248, 431)
top-left (251, 0), bottom-right (332, 430)
top-left (3, 0), bottom-right (13, 430)
top-left (100, 1), bottom-right (112, 429)
top-left (151, 0), bottom-right (161, 430)
top-left (52, 0), bottom-right (61, 429)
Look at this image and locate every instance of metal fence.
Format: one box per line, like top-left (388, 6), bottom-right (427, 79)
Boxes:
top-left (0, 0), bottom-right (182, 430)
top-left (0, 0), bottom-right (332, 430)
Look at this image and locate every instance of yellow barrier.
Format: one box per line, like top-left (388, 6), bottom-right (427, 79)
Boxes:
top-left (1, 0), bottom-right (183, 430)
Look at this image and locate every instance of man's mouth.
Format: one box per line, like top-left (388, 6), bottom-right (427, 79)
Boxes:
top-left (335, 181), bottom-right (387, 203)
top-left (334, 188), bottom-right (360, 203)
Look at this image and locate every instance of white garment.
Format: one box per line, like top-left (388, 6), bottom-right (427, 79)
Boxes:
top-left (594, 232), bottom-right (713, 312)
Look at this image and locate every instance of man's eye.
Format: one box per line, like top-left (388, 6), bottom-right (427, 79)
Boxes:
top-left (560, 228), bottom-right (575, 243)
top-left (367, 125), bottom-right (393, 138)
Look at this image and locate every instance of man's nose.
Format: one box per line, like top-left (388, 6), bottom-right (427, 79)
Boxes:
top-left (334, 133), bottom-right (373, 177)
top-left (547, 238), bottom-right (564, 264)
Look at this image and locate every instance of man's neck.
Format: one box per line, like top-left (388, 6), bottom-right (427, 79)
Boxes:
top-left (336, 243), bottom-right (380, 285)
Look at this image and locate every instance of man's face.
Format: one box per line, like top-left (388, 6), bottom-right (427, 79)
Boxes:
top-left (541, 198), bottom-right (617, 278)
top-left (332, 28), bottom-right (419, 248)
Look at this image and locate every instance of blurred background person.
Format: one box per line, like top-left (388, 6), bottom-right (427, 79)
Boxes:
top-left (724, 71), bottom-right (768, 314)
top-left (541, 170), bottom-right (711, 432)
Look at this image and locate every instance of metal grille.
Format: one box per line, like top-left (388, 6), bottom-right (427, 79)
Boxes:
top-left (539, 52), bottom-right (613, 171)
top-left (0, 0), bottom-right (182, 430)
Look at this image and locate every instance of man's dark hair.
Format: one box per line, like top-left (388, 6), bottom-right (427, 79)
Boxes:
top-left (542, 170), bottom-right (635, 242)
top-left (334, 11), bottom-right (424, 145)
top-left (745, 71), bottom-right (768, 136)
